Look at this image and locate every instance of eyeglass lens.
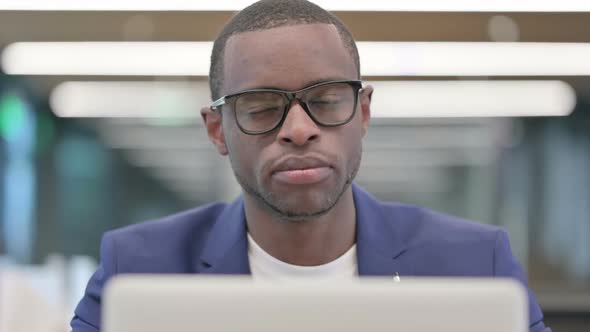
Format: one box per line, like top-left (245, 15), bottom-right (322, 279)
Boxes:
top-left (234, 82), bottom-right (356, 133)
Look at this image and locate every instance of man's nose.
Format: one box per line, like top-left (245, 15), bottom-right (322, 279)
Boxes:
top-left (276, 102), bottom-right (320, 146)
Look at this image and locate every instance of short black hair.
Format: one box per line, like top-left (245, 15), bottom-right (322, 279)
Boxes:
top-left (209, 0), bottom-right (360, 100)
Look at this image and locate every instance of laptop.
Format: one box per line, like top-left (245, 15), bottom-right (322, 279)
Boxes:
top-left (103, 276), bottom-right (528, 332)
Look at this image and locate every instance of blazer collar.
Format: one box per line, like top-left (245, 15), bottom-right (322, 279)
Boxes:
top-left (352, 184), bottom-right (411, 277)
top-left (197, 184), bottom-right (411, 277)
top-left (197, 197), bottom-right (250, 275)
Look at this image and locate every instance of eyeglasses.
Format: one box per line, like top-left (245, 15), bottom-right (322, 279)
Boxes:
top-left (210, 80), bottom-right (363, 135)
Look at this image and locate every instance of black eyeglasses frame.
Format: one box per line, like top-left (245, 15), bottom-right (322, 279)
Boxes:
top-left (210, 80), bottom-right (364, 135)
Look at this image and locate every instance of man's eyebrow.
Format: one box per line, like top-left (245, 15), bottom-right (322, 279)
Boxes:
top-left (302, 77), bottom-right (352, 87)
top-left (243, 77), bottom-right (352, 92)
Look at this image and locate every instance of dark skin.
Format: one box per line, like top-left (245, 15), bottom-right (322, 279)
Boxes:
top-left (202, 24), bottom-right (374, 266)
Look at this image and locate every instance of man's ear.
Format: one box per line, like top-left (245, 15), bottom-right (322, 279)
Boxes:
top-left (201, 107), bottom-right (229, 155)
top-left (359, 85), bottom-right (373, 137)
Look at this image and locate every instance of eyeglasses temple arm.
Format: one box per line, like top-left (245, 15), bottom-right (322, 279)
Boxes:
top-left (210, 96), bottom-right (227, 111)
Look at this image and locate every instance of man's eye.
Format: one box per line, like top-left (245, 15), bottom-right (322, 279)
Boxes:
top-left (246, 106), bottom-right (280, 115)
top-left (311, 100), bottom-right (335, 104)
top-left (309, 98), bottom-right (342, 106)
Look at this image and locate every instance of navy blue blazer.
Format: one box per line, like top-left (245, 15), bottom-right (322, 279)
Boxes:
top-left (71, 184), bottom-right (550, 332)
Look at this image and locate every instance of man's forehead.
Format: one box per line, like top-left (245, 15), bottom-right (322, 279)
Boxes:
top-left (222, 23), bottom-right (356, 93)
top-left (226, 22), bottom-right (338, 43)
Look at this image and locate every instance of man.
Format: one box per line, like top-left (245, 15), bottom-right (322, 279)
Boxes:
top-left (71, 0), bottom-right (551, 331)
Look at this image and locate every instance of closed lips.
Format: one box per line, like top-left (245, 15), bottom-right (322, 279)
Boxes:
top-left (272, 156), bottom-right (332, 173)
top-left (271, 156), bottom-right (334, 185)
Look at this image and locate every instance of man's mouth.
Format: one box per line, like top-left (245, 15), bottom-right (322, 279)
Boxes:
top-left (271, 156), bottom-right (333, 185)
top-left (273, 167), bottom-right (332, 185)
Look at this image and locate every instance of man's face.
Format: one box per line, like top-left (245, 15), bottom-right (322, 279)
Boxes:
top-left (207, 24), bottom-right (371, 220)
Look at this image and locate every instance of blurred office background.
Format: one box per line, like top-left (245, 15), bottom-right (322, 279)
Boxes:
top-left (0, 1), bottom-right (589, 331)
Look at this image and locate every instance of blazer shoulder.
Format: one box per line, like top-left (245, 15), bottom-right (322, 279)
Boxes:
top-left (101, 201), bottom-right (229, 273)
top-left (379, 201), bottom-right (502, 247)
top-left (107, 201), bottom-right (226, 242)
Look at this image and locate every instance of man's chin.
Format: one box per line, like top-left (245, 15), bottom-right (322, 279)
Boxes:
top-left (264, 189), bottom-right (341, 221)
top-left (238, 173), bottom-right (349, 221)
top-left (271, 204), bottom-right (332, 222)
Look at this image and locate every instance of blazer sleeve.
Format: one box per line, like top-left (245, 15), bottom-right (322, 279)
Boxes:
top-left (493, 229), bottom-right (552, 332)
top-left (70, 232), bottom-right (117, 332)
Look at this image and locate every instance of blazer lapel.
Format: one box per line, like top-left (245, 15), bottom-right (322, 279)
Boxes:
top-left (353, 184), bottom-right (412, 278)
top-left (195, 184), bottom-right (412, 278)
top-left (196, 197), bottom-right (251, 275)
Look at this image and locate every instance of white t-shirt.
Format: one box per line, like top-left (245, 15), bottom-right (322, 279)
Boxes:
top-left (247, 233), bottom-right (358, 280)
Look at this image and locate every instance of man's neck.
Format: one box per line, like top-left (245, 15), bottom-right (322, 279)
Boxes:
top-left (244, 188), bottom-right (356, 266)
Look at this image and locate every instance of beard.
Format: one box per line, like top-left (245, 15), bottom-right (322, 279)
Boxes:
top-left (230, 147), bottom-right (362, 222)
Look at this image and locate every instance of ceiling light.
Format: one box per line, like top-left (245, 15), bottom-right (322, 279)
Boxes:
top-left (50, 80), bottom-right (575, 118)
top-left (4, 42), bottom-right (590, 77)
top-left (2, 42), bottom-right (211, 76)
top-left (359, 42), bottom-right (590, 76)
top-left (369, 80), bottom-right (575, 117)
